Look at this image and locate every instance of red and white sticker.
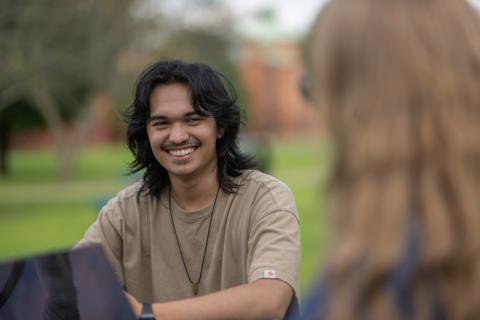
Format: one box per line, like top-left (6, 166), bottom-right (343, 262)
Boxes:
top-left (263, 270), bottom-right (277, 279)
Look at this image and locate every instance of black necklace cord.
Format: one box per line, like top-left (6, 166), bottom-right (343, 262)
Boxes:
top-left (168, 185), bottom-right (221, 294)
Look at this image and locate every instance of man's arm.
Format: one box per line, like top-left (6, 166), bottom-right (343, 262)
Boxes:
top-left (127, 279), bottom-right (293, 320)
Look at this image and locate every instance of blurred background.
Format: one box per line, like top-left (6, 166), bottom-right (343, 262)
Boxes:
top-left (0, 0), bottom-right (329, 293)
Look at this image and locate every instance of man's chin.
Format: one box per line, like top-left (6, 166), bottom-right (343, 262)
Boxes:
top-left (167, 167), bottom-right (196, 179)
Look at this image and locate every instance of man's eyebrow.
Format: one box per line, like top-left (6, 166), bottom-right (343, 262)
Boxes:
top-left (148, 112), bottom-right (205, 121)
top-left (185, 111), bottom-right (205, 117)
top-left (149, 115), bottom-right (167, 121)
top-left (147, 114), bottom-right (168, 123)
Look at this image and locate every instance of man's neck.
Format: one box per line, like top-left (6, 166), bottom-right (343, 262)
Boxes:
top-left (169, 172), bottom-right (220, 212)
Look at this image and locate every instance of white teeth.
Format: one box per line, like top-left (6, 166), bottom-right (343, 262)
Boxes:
top-left (169, 147), bottom-right (196, 157)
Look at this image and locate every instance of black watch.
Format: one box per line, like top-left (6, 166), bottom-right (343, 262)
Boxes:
top-left (139, 303), bottom-right (155, 320)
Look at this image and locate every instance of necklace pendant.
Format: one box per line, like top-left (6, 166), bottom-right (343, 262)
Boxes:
top-left (192, 283), bottom-right (199, 295)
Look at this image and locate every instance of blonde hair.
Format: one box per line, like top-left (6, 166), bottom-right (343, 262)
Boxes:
top-left (311, 0), bottom-right (480, 318)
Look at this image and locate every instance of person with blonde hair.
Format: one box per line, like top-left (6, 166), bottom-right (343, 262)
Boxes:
top-left (299, 0), bottom-right (480, 319)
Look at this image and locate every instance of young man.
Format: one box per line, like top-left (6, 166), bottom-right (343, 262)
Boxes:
top-left (77, 60), bottom-right (300, 319)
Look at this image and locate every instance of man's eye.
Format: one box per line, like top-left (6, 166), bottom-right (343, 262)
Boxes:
top-left (187, 117), bottom-right (202, 124)
top-left (151, 121), bottom-right (168, 128)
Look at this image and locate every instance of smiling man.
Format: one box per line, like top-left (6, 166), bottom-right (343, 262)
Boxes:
top-left (77, 60), bottom-right (300, 319)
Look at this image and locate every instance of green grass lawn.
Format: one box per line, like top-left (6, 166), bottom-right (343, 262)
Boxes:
top-left (0, 139), bottom-right (332, 293)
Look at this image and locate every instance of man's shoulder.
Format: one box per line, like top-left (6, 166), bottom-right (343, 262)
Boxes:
top-left (238, 169), bottom-right (291, 193)
top-left (116, 181), bottom-right (144, 201)
top-left (105, 181), bottom-right (148, 209)
top-left (100, 180), bottom-right (159, 217)
top-left (235, 170), bottom-right (297, 214)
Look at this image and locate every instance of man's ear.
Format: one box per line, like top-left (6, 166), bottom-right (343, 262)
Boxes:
top-left (217, 127), bottom-right (225, 139)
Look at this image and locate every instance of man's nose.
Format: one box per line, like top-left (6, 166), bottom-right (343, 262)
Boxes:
top-left (168, 122), bottom-right (188, 144)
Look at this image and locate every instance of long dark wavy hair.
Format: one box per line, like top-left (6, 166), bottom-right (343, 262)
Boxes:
top-left (124, 59), bottom-right (256, 198)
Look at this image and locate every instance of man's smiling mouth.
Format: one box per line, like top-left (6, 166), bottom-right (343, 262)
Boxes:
top-left (167, 147), bottom-right (196, 157)
top-left (163, 143), bottom-right (200, 158)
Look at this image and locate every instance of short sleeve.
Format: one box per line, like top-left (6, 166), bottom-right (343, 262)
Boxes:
top-left (75, 197), bottom-right (125, 287)
top-left (247, 209), bottom-right (301, 296)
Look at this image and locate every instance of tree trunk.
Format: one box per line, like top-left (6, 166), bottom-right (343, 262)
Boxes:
top-left (66, 93), bottom-right (100, 174)
top-left (29, 80), bottom-right (101, 181)
top-left (30, 79), bottom-right (73, 181)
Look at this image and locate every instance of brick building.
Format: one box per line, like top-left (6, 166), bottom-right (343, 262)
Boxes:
top-left (239, 39), bottom-right (322, 137)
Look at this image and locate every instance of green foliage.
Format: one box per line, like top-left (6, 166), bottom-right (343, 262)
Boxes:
top-left (0, 140), bottom-right (332, 293)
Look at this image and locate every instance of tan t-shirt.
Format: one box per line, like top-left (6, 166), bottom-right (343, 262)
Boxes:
top-left (77, 170), bottom-right (300, 303)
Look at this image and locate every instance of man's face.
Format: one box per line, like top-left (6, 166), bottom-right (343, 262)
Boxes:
top-left (146, 83), bottom-right (223, 181)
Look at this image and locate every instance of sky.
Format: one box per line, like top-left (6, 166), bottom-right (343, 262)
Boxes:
top-left (226, 0), bottom-right (327, 39)
top-left (146, 0), bottom-right (480, 41)
top-left (228, 0), bottom-right (480, 39)
top-left (143, 0), bottom-right (327, 40)
top-left (471, 0), bottom-right (480, 11)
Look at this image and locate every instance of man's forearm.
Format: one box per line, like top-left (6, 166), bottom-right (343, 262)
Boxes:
top-left (128, 279), bottom-right (293, 320)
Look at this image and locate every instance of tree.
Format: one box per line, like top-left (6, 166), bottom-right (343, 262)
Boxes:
top-left (0, 100), bottom-right (44, 175)
top-left (0, 0), bottom-right (144, 179)
top-left (0, 0), bottom-right (245, 178)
